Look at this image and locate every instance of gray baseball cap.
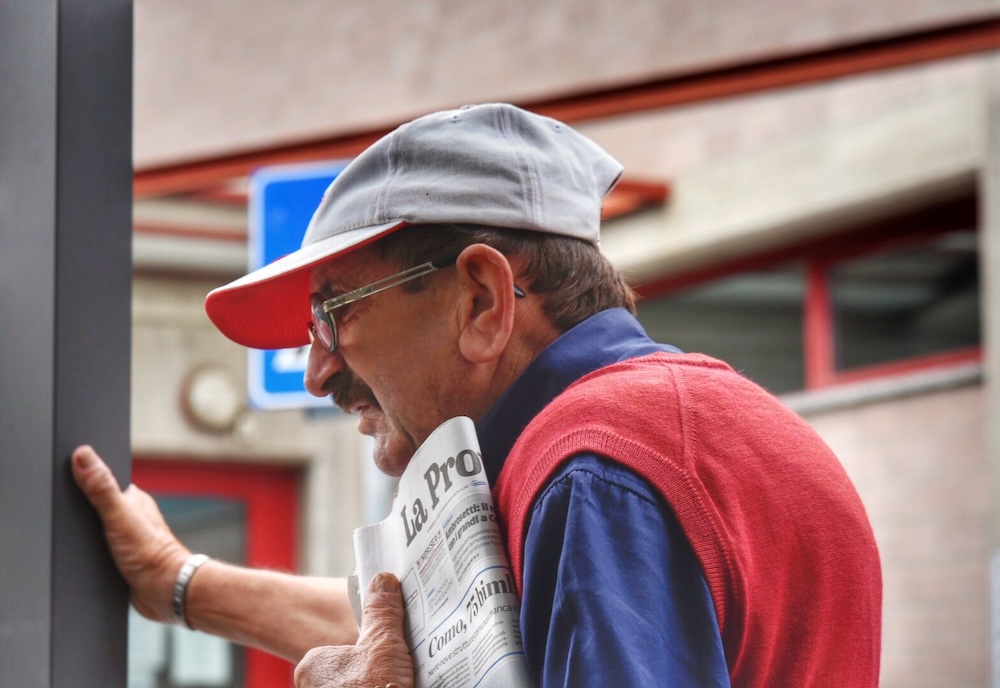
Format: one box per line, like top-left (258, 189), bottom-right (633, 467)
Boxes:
top-left (205, 103), bottom-right (623, 349)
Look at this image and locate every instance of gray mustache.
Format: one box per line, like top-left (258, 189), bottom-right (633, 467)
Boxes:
top-left (329, 367), bottom-right (379, 412)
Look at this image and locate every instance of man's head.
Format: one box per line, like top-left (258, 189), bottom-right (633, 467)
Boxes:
top-left (204, 103), bottom-right (631, 472)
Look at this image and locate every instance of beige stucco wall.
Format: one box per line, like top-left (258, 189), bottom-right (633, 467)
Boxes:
top-left (133, 0), bottom-right (1000, 166)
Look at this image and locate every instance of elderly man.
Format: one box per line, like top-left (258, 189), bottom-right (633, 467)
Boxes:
top-left (73, 103), bottom-right (881, 687)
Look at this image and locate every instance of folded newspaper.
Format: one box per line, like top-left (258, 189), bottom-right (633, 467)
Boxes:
top-left (351, 416), bottom-right (533, 688)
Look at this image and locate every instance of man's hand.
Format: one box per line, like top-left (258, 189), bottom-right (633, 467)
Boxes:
top-left (71, 445), bottom-right (190, 623)
top-left (294, 573), bottom-right (414, 688)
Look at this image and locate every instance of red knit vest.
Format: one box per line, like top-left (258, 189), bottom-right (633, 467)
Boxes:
top-left (494, 352), bottom-right (881, 687)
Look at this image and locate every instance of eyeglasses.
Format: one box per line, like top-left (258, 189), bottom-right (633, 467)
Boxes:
top-left (309, 253), bottom-right (459, 353)
top-left (308, 253), bottom-right (527, 353)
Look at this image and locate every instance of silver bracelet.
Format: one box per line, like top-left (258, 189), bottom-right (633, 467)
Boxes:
top-left (172, 553), bottom-right (210, 628)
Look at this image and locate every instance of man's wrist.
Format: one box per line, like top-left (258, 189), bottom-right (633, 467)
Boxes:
top-left (172, 553), bottom-right (211, 628)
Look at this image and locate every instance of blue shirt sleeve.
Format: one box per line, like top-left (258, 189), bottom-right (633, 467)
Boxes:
top-left (518, 454), bottom-right (731, 687)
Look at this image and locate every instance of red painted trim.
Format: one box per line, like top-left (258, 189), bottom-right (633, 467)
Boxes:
top-left (804, 262), bottom-right (835, 389)
top-left (634, 195), bottom-right (977, 298)
top-left (829, 346), bottom-right (982, 385)
top-left (135, 130), bottom-right (387, 199)
top-left (601, 179), bottom-right (671, 220)
top-left (133, 18), bottom-right (1000, 199)
top-left (529, 17), bottom-right (1000, 125)
top-left (188, 186), bottom-right (252, 206)
top-left (132, 459), bottom-right (300, 688)
top-left (133, 223), bottom-right (247, 243)
top-left (634, 193), bottom-right (979, 391)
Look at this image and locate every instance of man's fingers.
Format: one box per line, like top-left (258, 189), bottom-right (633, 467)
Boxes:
top-left (71, 445), bottom-right (125, 516)
top-left (71, 444), bottom-right (192, 623)
top-left (294, 574), bottom-right (413, 688)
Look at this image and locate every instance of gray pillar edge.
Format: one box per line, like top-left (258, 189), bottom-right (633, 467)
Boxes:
top-left (984, 52), bottom-right (1000, 688)
top-left (0, 1), bottom-right (133, 686)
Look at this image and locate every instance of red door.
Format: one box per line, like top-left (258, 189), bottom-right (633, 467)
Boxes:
top-left (132, 459), bottom-right (300, 688)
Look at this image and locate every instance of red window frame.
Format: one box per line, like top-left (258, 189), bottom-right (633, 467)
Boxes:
top-left (132, 458), bottom-right (300, 688)
top-left (636, 194), bottom-right (981, 391)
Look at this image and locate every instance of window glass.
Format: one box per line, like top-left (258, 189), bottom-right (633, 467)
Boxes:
top-left (636, 262), bottom-right (805, 394)
top-left (832, 229), bottom-right (980, 372)
top-left (128, 497), bottom-right (247, 688)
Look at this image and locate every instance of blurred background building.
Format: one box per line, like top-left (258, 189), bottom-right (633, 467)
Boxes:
top-left (124, 1), bottom-right (995, 686)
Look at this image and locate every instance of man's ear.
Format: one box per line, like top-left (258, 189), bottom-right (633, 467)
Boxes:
top-left (453, 244), bottom-right (517, 364)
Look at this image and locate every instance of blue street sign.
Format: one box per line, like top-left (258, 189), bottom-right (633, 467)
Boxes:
top-left (247, 161), bottom-right (348, 409)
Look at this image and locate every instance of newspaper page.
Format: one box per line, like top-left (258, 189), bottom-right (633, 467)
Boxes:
top-left (352, 416), bottom-right (532, 688)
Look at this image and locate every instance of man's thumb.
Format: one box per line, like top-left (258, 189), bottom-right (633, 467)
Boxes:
top-left (71, 445), bottom-right (125, 515)
top-left (361, 573), bottom-right (406, 634)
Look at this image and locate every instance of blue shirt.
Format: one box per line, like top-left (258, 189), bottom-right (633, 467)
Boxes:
top-left (477, 308), bottom-right (731, 687)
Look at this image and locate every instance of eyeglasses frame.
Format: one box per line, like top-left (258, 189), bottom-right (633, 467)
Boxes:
top-left (308, 252), bottom-right (526, 353)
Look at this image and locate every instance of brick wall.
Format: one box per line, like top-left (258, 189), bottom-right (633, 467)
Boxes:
top-left (805, 383), bottom-right (989, 687)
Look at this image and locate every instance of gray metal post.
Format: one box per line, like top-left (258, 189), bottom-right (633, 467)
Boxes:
top-left (0, 1), bottom-right (133, 686)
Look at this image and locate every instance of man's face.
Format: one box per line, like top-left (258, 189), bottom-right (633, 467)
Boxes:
top-left (304, 247), bottom-right (463, 476)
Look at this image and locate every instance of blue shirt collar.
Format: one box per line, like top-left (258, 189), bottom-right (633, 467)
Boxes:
top-left (476, 308), bottom-right (679, 482)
